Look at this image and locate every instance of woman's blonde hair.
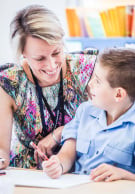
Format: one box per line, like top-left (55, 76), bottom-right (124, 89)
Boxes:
top-left (10, 4), bottom-right (65, 60)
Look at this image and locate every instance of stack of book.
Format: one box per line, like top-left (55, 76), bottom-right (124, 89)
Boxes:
top-left (65, 5), bottom-right (135, 37)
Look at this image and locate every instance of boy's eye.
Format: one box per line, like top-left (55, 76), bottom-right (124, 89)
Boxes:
top-left (95, 78), bottom-right (100, 84)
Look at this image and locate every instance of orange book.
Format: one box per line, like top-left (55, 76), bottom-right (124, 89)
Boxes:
top-left (100, 10), bottom-right (112, 37)
top-left (131, 6), bottom-right (135, 37)
top-left (65, 8), bottom-right (81, 37)
top-left (126, 5), bottom-right (134, 37)
top-left (108, 7), bottom-right (121, 37)
top-left (116, 6), bottom-right (126, 37)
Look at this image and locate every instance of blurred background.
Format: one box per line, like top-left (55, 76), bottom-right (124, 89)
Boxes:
top-left (0, 0), bottom-right (135, 63)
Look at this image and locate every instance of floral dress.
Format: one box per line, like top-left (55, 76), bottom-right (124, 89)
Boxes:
top-left (0, 49), bottom-right (97, 168)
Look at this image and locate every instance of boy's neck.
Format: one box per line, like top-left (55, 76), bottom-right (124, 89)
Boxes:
top-left (106, 100), bottom-right (133, 125)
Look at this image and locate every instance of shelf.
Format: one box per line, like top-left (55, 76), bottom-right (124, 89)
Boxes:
top-left (65, 37), bottom-right (135, 52)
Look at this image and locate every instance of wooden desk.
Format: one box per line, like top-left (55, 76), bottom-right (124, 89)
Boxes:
top-left (14, 179), bottom-right (135, 194)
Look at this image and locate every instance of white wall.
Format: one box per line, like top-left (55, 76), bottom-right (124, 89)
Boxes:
top-left (0, 0), bottom-right (68, 64)
top-left (83, 0), bottom-right (135, 8)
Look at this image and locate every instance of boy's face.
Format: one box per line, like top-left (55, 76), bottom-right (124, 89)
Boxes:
top-left (88, 62), bottom-right (116, 110)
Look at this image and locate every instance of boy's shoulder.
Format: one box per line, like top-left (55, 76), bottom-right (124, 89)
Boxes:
top-left (79, 100), bottom-right (102, 117)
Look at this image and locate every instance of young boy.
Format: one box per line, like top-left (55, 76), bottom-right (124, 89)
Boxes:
top-left (42, 48), bottom-right (135, 181)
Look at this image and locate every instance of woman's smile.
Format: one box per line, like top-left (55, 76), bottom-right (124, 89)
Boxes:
top-left (41, 65), bottom-right (59, 76)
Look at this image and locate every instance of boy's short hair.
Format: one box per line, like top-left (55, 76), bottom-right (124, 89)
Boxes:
top-left (98, 48), bottom-right (135, 102)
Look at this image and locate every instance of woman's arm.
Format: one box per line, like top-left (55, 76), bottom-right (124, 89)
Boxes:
top-left (0, 87), bottom-right (16, 169)
top-left (42, 138), bottom-right (76, 179)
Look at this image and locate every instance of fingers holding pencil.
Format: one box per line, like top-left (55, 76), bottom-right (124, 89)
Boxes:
top-left (42, 155), bottom-right (63, 179)
top-left (30, 141), bottom-right (48, 161)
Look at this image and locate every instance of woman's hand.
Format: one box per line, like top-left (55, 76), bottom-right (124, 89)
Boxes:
top-left (34, 126), bottom-right (64, 163)
top-left (0, 158), bottom-right (9, 170)
top-left (90, 163), bottom-right (128, 182)
top-left (42, 155), bottom-right (63, 179)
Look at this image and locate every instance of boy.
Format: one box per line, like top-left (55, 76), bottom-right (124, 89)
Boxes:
top-left (42, 48), bottom-right (135, 181)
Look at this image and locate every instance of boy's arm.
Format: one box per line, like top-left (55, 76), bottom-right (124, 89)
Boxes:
top-left (90, 163), bottom-right (135, 182)
top-left (57, 138), bottom-right (76, 173)
top-left (42, 138), bottom-right (76, 179)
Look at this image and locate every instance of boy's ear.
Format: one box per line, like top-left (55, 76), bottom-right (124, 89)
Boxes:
top-left (115, 88), bottom-right (127, 102)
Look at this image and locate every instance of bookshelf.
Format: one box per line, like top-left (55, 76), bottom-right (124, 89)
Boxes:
top-left (65, 1), bottom-right (135, 52)
top-left (65, 37), bottom-right (135, 52)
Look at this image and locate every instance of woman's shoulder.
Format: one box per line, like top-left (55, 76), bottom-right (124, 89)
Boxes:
top-left (0, 63), bottom-right (28, 100)
top-left (66, 48), bottom-right (98, 62)
top-left (65, 48), bottom-right (97, 76)
top-left (0, 63), bottom-right (24, 82)
top-left (64, 48), bottom-right (98, 92)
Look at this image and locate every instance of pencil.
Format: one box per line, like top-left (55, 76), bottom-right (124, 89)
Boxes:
top-left (0, 170), bottom-right (6, 176)
top-left (30, 141), bottom-right (48, 160)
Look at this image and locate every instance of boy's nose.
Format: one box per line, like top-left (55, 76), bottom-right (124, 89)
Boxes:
top-left (88, 78), bottom-right (94, 88)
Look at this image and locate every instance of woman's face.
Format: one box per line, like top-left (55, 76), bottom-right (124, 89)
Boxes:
top-left (23, 36), bottom-right (65, 87)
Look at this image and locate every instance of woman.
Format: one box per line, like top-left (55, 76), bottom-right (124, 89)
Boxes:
top-left (0, 4), bottom-right (97, 169)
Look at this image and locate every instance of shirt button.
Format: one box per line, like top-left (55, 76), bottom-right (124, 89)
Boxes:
top-left (83, 170), bottom-right (87, 174)
top-left (96, 150), bottom-right (99, 154)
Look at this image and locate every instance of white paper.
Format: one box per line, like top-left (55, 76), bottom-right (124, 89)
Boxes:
top-left (0, 169), bottom-right (91, 189)
top-left (0, 177), bottom-right (14, 194)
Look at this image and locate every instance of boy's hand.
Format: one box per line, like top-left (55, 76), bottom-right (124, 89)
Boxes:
top-left (90, 163), bottom-right (127, 182)
top-left (42, 155), bottom-right (63, 179)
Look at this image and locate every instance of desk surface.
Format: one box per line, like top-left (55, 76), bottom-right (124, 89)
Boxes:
top-left (3, 168), bottom-right (134, 194)
top-left (14, 180), bottom-right (135, 194)
top-left (14, 175), bottom-right (135, 194)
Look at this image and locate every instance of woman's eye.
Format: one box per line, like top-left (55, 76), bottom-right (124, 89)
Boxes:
top-left (36, 58), bottom-right (44, 61)
top-left (52, 51), bottom-right (60, 56)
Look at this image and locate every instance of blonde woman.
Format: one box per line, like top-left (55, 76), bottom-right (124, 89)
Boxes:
top-left (0, 5), bottom-right (97, 169)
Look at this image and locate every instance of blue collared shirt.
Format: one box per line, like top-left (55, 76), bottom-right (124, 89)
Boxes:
top-left (61, 101), bottom-right (135, 174)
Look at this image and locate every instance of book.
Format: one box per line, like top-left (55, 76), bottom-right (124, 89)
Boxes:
top-left (83, 16), bottom-right (93, 37)
top-left (87, 10), bottom-right (105, 38)
top-left (131, 6), bottom-right (135, 37)
top-left (125, 5), bottom-right (134, 37)
top-left (100, 10), bottom-right (113, 37)
top-left (116, 6), bottom-right (126, 37)
top-left (65, 8), bottom-right (81, 37)
top-left (77, 8), bottom-right (89, 37)
top-left (108, 7), bottom-right (121, 37)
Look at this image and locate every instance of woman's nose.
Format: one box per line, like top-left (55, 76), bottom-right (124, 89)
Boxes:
top-left (46, 57), bottom-right (56, 69)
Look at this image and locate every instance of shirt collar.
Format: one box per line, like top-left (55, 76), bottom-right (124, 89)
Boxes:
top-left (88, 101), bottom-right (135, 130)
